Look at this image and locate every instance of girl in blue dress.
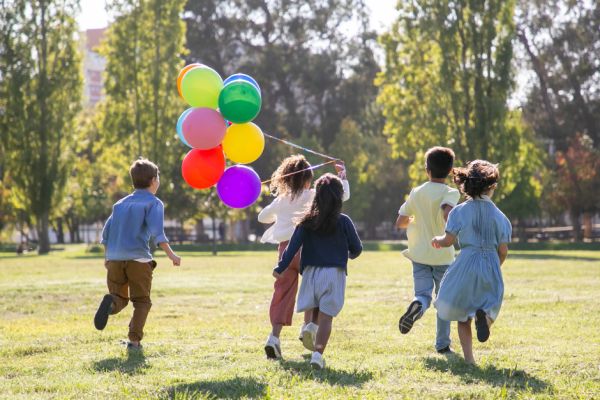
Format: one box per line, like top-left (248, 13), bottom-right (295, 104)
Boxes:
top-left (431, 160), bottom-right (511, 365)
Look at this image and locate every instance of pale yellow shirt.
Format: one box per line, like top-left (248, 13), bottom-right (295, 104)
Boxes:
top-left (398, 181), bottom-right (460, 265)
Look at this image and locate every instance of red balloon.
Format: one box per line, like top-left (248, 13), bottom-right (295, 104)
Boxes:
top-left (181, 146), bottom-right (225, 189)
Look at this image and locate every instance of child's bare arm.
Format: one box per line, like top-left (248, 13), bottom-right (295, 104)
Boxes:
top-left (431, 232), bottom-right (456, 248)
top-left (396, 215), bottom-right (411, 229)
top-left (442, 204), bottom-right (453, 222)
top-left (498, 243), bottom-right (508, 266)
top-left (159, 242), bottom-right (181, 266)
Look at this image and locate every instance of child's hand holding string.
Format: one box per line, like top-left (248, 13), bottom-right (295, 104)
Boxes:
top-left (334, 160), bottom-right (347, 179)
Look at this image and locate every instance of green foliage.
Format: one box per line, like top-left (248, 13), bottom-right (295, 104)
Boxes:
top-left (517, 0), bottom-right (599, 150)
top-left (377, 0), bottom-right (543, 214)
top-left (1, 0), bottom-right (82, 253)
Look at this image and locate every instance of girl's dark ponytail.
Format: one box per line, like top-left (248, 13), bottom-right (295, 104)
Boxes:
top-left (453, 160), bottom-right (499, 198)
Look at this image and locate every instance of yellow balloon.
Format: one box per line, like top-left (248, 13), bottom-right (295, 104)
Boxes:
top-left (223, 122), bottom-right (265, 164)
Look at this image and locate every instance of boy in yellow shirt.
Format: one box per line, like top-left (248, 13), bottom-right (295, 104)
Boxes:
top-left (396, 147), bottom-right (459, 353)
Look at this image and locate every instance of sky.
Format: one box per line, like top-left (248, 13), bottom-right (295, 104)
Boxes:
top-left (77, 0), bottom-right (399, 32)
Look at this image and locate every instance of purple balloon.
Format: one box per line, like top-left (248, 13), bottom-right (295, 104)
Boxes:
top-left (217, 165), bottom-right (261, 208)
top-left (182, 108), bottom-right (227, 149)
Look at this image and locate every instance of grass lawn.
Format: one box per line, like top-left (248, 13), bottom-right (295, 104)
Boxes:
top-left (0, 245), bottom-right (598, 399)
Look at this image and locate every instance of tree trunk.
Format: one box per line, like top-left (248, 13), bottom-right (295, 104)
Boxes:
top-left (211, 215), bottom-right (217, 256)
top-left (37, 211), bottom-right (51, 254)
top-left (582, 212), bottom-right (592, 240)
top-left (55, 218), bottom-right (65, 244)
top-left (570, 208), bottom-right (582, 242)
top-left (195, 219), bottom-right (205, 243)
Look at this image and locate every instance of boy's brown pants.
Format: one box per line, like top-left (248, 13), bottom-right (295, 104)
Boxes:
top-left (105, 260), bottom-right (155, 342)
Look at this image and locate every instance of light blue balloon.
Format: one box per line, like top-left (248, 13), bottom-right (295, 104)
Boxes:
top-left (176, 108), bottom-right (193, 147)
top-left (223, 73), bottom-right (261, 94)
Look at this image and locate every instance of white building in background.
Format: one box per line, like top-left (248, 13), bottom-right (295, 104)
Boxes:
top-left (82, 28), bottom-right (106, 107)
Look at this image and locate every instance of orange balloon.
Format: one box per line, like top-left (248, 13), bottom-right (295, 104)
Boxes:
top-left (177, 63), bottom-right (202, 98)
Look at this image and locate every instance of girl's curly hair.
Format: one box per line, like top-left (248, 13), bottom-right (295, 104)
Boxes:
top-left (269, 155), bottom-right (314, 200)
top-left (453, 160), bottom-right (500, 199)
top-left (299, 173), bottom-right (343, 235)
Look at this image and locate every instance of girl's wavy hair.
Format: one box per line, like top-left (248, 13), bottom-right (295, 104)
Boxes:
top-left (453, 160), bottom-right (500, 198)
top-left (270, 155), bottom-right (314, 200)
top-left (299, 173), bottom-right (343, 234)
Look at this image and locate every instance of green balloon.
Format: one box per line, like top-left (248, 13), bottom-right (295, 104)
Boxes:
top-left (218, 80), bottom-right (262, 123)
top-left (181, 66), bottom-right (223, 109)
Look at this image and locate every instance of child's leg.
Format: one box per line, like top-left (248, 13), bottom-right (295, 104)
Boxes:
top-left (307, 307), bottom-right (319, 324)
top-left (106, 261), bottom-right (129, 313)
top-left (433, 266), bottom-right (451, 351)
top-left (400, 262), bottom-right (433, 334)
top-left (412, 262), bottom-right (435, 311)
top-left (269, 242), bottom-right (301, 338)
top-left (125, 261), bottom-right (153, 344)
top-left (457, 320), bottom-right (475, 364)
top-left (315, 311), bottom-right (333, 354)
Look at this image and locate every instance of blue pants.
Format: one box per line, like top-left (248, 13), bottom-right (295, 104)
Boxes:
top-left (412, 261), bottom-right (451, 350)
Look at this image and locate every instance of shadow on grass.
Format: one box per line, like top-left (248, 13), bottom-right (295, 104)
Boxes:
top-left (423, 356), bottom-right (551, 393)
top-left (508, 253), bottom-right (600, 262)
top-left (165, 377), bottom-right (267, 399)
top-left (93, 350), bottom-right (148, 375)
top-left (277, 357), bottom-right (373, 387)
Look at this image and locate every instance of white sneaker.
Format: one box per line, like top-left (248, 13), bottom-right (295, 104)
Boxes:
top-left (310, 351), bottom-right (325, 370)
top-left (298, 324), bottom-right (306, 341)
top-left (300, 322), bottom-right (318, 351)
top-left (264, 334), bottom-right (282, 359)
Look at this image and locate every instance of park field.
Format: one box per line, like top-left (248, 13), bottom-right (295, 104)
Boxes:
top-left (0, 245), bottom-right (599, 399)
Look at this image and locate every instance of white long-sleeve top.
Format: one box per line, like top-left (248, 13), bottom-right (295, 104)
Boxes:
top-left (258, 180), bottom-right (350, 244)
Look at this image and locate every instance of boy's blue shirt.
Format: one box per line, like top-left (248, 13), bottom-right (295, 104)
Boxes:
top-left (101, 189), bottom-right (168, 261)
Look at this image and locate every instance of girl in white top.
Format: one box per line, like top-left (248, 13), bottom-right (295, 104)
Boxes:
top-left (260, 155), bottom-right (349, 359)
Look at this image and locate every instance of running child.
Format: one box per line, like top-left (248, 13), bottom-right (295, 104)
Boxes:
top-left (259, 155), bottom-right (349, 359)
top-left (396, 147), bottom-right (460, 354)
top-left (94, 158), bottom-right (181, 350)
top-left (432, 160), bottom-right (511, 364)
top-left (273, 173), bottom-right (362, 369)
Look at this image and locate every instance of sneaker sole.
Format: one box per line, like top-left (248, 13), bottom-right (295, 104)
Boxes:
top-left (475, 309), bottom-right (490, 342)
top-left (94, 294), bottom-right (113, 330)
top-left (399, 301), bottom-right (422, 334)
top-left (302, 331), bottom-right (316, 352)
top-left (264, 344), bottom-right (281, 359)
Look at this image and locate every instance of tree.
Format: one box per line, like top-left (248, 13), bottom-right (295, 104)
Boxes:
top-left (99, 0), bottom-right (194, 224)
top-left (516, 0), bottom-right (599, 151)
top-left (184, 0), bottom-right (379, 175)
top-left (1, 0), bottom-right (82, 253)
top-left (377, 0), bottom-right (542, 214)
top-left (516, 0), bottom-right (599, 238)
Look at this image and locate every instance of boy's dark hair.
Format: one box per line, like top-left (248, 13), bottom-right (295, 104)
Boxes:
top-left (299, 173), bottom-right (343, 235)
top-left (270, 155), bottom-right (314, 200)
top-left (425, 147), bottom-right (455, 179)
top-left (453, 160), bottom-right (499, 198)
top-left (129, 158), bottom-right (159, 189)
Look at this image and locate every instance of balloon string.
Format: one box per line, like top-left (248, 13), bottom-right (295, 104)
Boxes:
top-left (261, 160), bottom-right (337, 185)
top-left (263, 133), bottom-right (339, 161)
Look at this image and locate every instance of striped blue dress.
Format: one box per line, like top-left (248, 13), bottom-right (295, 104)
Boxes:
top-left (435, 196), bottom-right (512, 322)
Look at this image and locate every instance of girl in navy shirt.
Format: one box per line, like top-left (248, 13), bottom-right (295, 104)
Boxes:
top-left (274, 173), bottom-right (362, 369)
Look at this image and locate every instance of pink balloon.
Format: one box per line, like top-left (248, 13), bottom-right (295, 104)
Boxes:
top-left (181, 108), bottom-right (227, 149)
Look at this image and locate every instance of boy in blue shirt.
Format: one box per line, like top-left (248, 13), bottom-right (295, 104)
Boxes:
top-left (94, 158), bottom-right (181, 349)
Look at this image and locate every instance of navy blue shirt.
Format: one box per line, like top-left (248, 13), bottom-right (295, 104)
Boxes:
top-left (101, 190), bottom-right (169, 260)
top-left (275, 214), bottom-right (362, 275)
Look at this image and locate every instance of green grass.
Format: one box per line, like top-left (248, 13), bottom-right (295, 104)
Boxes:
top-left (0, 245), bottom-right (599, 399)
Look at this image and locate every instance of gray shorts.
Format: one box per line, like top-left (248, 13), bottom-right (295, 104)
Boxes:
top-left (297, 266), bottom-right (346, 317)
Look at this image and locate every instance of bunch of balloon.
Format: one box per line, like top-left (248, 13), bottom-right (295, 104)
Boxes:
top-left (176, 65), bottom-right (265, 209)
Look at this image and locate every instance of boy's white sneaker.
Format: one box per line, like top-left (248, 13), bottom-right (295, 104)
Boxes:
top-left (264, 334), bottom-right (282, 359)
top-left (310, 351), bottom-right (325, 370)
top-left (300, 322), bottom-right (318, 351)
